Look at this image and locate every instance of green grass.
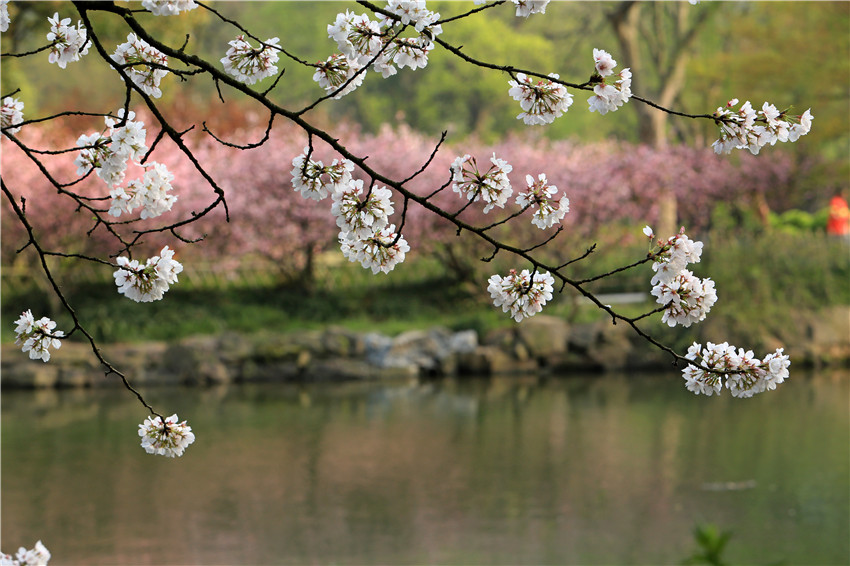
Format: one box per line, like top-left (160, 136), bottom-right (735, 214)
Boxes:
top-left (2, 230), bottom-right (847, 345)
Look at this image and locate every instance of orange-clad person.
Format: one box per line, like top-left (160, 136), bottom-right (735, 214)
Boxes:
top-left (827, 195), bottom-right (850, 238)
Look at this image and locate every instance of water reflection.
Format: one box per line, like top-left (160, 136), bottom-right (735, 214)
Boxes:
top-left (3, 372), bottom-right (848, 565)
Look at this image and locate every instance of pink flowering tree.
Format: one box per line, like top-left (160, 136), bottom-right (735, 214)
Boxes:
top-left (1, 0), bottom-right (814, 481)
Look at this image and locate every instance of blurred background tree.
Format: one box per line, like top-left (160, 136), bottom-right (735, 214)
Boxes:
top-left (2, 1), bottom-right (847, 342)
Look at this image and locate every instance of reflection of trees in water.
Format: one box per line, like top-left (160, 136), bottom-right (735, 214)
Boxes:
top-left (2, 373), bottom-right (848, 564)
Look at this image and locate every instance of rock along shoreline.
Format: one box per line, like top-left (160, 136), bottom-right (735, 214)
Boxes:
top-left (3, 310), bottom-right (849, 389)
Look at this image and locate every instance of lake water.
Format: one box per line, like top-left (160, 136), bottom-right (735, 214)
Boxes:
top-left (2, 371), bottom-right (848, 565)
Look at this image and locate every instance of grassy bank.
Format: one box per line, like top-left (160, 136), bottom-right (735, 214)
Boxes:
top-left (2, 230), bottom-right (847, 348)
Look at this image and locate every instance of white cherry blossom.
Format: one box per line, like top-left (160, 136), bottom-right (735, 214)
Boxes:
top-left (110, 34), bottom-right (169, 98)
top-left (650, 230), bottom-right (703, 286)
top-left (651, 269), bottom-right (717, 328)
top-left (387, 35), bottom-right (434, 71)
top-left (588, 50), bottom-right (631, 114)
top-left (2, 540), bottom-right (52, 566)
top-left (1, 97), bottom-right (24, 135)
top-left (331, 180), bottom-right (394, 238)
top-left (0, 0), bottom-right (9, 33)
top-left (220, 35), bottom-right (280, 85)
top-left (74, 109), bottom-right (148, 188)
top-left (592, 48), bottom-right (616, 77)
top-left (114, 246), bottom-right (183, 302)
top-left (291, 147), bottom-right (354, 201)
top-left (488, 269), bottom-right (554, 322)
top-left (313, 53), bottom-right (366, 98)
top-left (511, 0), bottom-right (549, 17)
top-left (46, 12), bottom-right (89, 69)
top-left (451, 153), bottom-right (514, 213)
top-left (141, 0), bottom-right (198, 16)
top-left (340, 224), bottom-right (410, 274)
top-left (516, 173), bottom-right (569, 229)
top-left (712, 98), bottom-right (813, 155)
top-left (14, 310), bottom-right (64, 363)
top-left (108, 162), bottom-right (177, 219)
top-left (329, 12), bottom-right (381, 63)
top-left (508, 73), bottom-right (573, 125)
top-left (139, 414), bottom-right (195, 457)
top-left (682, 342), bottom-right (790, 397)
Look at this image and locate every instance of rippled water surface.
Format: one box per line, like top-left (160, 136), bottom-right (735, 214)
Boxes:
top-left (3, 371), bottom-right (848, 565)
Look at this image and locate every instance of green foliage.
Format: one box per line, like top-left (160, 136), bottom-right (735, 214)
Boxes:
top-left (3, 227), bottom-right (845, 346)
top-left (694, 224), bottom-right (850, 350)
top-left (768, 208), bottom-right (829, 234)
top-left (6, 2), bottom-right (846, 155)
top-left (681, 524), bottom-right (732, 566)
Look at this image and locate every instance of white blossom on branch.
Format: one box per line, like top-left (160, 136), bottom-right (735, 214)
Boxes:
top-left (0, 540), bottom-right (52, 566)
top-left (340, 224), bottom-right (410, 274)
top-left (108, 162), bottom-right (178, 219)
top-left (508, 73), bottom-right (573, 125)
top-left (515, 173), bottom-right (569, 229)
top-left (451, 153), bottom-right (514, 213)
top-left (313, 53), bottom-right (366, 98)
top-left (113, 246), bottom-right (183, 302)
top-left (220, 35), bottom-right (280, 85)
top-left (138, 414), bottom-right (195, 457)
top-left (712, 98), bottom-right (813, 155)
top-left (110, 33), bottom-right (169, 98)
top-left (0, 0), bottom-right (9, 33)
top-left (141, 0), bottom-right (198, 17)
top-left (46, 12), bottom-right (90, 69)
top-left (588, 49), bottom-right (632, 115)
top-left (683, 342), bottom-right (790, 398)
top-left (651, 268), bottom-right (717, 328)
top-left (74, 109), bottom-right (148, 188)
top-left (488, 269), bottom-right (555, 322)
top-left (13, 310), bottom-right (64, 363)
top-left (331, 180), bottom-right (394, 238)
top-left (1, 97), bottom-right (24, 135)
top-left (291, 147), bottom-right (355, 201)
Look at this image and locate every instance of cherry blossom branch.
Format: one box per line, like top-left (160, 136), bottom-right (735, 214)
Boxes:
top-left (2, 180), bottom-right (162, 417)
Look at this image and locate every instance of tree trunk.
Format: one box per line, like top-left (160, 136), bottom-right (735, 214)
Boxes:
top-left (608, 1), bottom-right (718, 239)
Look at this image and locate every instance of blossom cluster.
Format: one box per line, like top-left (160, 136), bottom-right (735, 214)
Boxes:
top-left (108, 162), bottom-right (177, 219)
top-left (290, 148), bottom-right (409, 274)
top-left (0, 541), bottom-right (51, 566)
top-left (474, 0), bottom-right (550, 18)
top-left (588, 48), bottom-right (632, 115)
top-left (13, 311), bottom-right (64, 363)
top-left (291, 147), bottom-right (355, 200)
top-left (74, 109), bottom-right (177, 218)
top-left (340, 223), bottom-right (410, 274)
top-left (46, 12), bottom-right (89, 69)
top-left (646, 227), bottom-right (717, 328)
top-left (451, 153), bottom-right (514, 213)
top-left (683, 342), bottom-right (790, 398)
top-left (141, 0), bottom-right (198, 16)
top-left (510, 0), bottom-right (550, 17)
top-left (0, 0), bottom-right (9, 33)
top-left (508, 73), bottom-right (573, 125)
top-left (321, 3), bottom-right (442, 96)
top-left (712, 98), bottom-right (813, 155)
top-left (113, 246), bottom-right (183, 302)
top-left (313, 53), bottom-right (366, 99)
top-left (138, 414), bottom-right (195, 457)
top-left (1, 97), bottom-right (24, 135)
top-left (331, 180), bottom-right (395, 238)
top-left (220, 35), bottom-right (281, 85)
top-left (488, 269), bottom-right (555, 322)
top-left (516, 173), bottom-right (569, 229)
top-left (110, 33), bottom-right (169, 98)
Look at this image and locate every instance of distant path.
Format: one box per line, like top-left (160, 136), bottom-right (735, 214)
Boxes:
top-left (579, 292), bottom-right (648, 305)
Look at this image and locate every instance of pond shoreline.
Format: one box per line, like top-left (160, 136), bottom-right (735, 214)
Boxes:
top-left (3, 307), bottom-right (849, 389)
